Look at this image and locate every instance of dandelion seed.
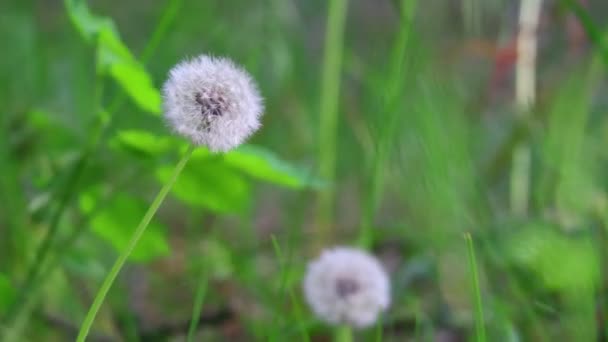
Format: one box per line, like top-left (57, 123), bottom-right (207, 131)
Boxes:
top-left (303, 246), bottom-right (391, 328)
top-left (162, 55), bottom-right (264, 152)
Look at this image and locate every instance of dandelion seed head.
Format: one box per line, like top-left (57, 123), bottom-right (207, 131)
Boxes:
top-left (303, 246), bottom-right (391, 328)
top-left (162, 55), bottom-right (263, 152)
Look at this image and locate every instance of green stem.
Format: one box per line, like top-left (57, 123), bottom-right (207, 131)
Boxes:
top-left (270, 235), bottom-right (310, 342)
top-left (374, 316), bottom-right (383, 342)
top-left (141, 0), bottom-right (182, 62)
top-left (357, 0), bottom-right (417, 248)
top-left (334, 325), bottom-right (353, 342)
top-left (186, 269), bottom-right (208, 342)
top-left (510, 144), bottom-right (530, 216)
top-left (76, 144), bottom-right (195, 342)
top-left (464, 232), bottom-right (486, 342)
top-left (315, 0), bottom-right (348, 248)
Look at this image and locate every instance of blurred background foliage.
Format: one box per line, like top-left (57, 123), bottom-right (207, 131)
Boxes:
top-left (1, 0), bottom-right (608, 341)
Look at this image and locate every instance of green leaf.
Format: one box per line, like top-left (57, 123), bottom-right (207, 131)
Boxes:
top-left (508, 227), bottom-right (599, 292)
top-left (64, 0), bottom-right (110, 42)
top-left (97, 25), bottom-right (161, 114)
top-left (111, 130), bottom-right (177, 157)
top-left (156, 151), bottom-right (250, 213)
top-left (225, 145), bottom-right (322, 189)
top-left (64, 0), bottom-right (161, 115)
top-left (80, 191), bottom-right (170, 262)
top-left (0, 273), bottom-right (15, 314)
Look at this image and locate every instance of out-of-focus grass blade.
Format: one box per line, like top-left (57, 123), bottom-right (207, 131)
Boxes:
top-left (465, 233), bottom-right (486, 342)
top-left (561, 0), bottom-right (608, 66)
top-left (537, 63), bottom-right (600, 219)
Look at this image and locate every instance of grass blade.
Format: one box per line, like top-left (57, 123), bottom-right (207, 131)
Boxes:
top-left (465, 232), bottom-right (486, 342)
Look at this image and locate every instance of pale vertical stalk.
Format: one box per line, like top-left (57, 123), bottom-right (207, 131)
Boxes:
top-left (516, 0), bottom-right (541, 109)
top-left (316, 0), bottom-right (348, 248)
top-left (510, 0), bottom-right (542, 215)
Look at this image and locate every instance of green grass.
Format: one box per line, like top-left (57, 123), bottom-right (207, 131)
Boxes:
top-left (1, 0), bottom-right (608, 341)
top-left (77, 144), bottom-right (195, 341)
top-left (315, 0), bottom-right (349, 248)
top-left (465, 232), bottom-right (486, 342)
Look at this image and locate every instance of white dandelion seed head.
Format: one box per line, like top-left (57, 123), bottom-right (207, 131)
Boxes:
top-left (162, 55), bottom-right (264, 152)
top-left (303, 246), bottom-right (391, 328)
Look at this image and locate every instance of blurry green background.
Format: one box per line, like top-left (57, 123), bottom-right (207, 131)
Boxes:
top-left (2, 0), bottom-right (608, 340)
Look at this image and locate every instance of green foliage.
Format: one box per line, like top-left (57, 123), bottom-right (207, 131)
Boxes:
top-left (157, 153), bottom-right (251, 213)
top-left (507, 226), bottom-right (599, 292)
top-left (5, 0), bottom-right (608, 340)
top-left (65, 0), bottom-right (161, 114)
top-left (113, 130), bottom-right (321, 213)
top-left (80, 189), bottom-right (170, 262)
top-left (538, 65), bottom-right (600, 220)
top-left (111, 129), bottom-right (176, 157)
top-left (225, 145), bottom-right (322, 189)
top-left (0, 274), bottom-right (15, 314)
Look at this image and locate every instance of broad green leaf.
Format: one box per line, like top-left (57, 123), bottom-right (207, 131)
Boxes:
top-left (508, 227), bottom-right (599, 292)
top-left (64, 0), bottom-right (110, 42)
top-left (64, 0), bottom-right (161, 114)
top-left (156, 154), bottom-right (250, 213)
top-left (225, 145), bottom-right (322, 189)
top-left (111, 130), bottom-right (177, 157)
top-left (80, 191), bottom-right (170, 262)
top-left (97, 25), bottom-right (161, 114)
top-left (0, 273), bottom-right (15, 313)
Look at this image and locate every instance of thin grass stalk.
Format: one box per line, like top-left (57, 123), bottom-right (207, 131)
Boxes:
top-left (270, 235), bottom-right (310, 342)
top-left (358, 0), bottom-right (417, 248)
top-left (186, 269), bottom-right (208, 342)
top-left (76, 144), bottom-right (195, 342)
top-left (315, 0), bottom-right (348, 249)
top-left (465, 232), bottom-right (486, 342)
top-left (561, 0), bottom-right (608, 65)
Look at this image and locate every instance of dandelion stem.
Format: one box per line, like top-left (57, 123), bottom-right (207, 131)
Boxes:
top-left (76, 144), bottom-right (195, 342)
top-left (316, 0), bottom-right (348, 248)
top-left (334, 325), bottom-right (353, 342)
top-left (465, 232), bottom-right (486, 342)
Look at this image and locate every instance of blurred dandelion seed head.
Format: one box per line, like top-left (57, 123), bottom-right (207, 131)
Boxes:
top-left (162, 55), bottom-right (264, 152)
top-left (303, 246), bottom-right (391, 328)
